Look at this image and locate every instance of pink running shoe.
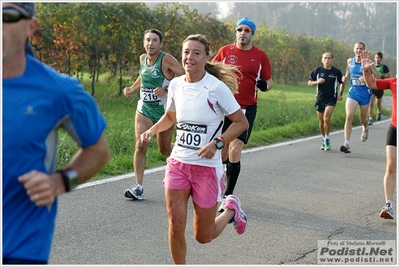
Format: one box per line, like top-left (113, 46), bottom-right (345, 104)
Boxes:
top-left (224, 195), bottom-right (247, 234)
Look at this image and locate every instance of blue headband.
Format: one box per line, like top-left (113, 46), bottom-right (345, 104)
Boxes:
top-left (236, 17), bottom-right (256, 36)
top-left (12, 2), bottom-right (35, 17)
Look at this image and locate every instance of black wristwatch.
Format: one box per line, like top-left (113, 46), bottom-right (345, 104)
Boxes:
top-left (213, 137), bottom-right (225, 150)
top-left (57, 169), bottom-right (78, 192)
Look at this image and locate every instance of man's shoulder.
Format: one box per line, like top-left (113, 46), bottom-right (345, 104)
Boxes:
top-left (211, 44), bottom-right (234, 62)
top-left (28, 58), bottom-right (81, 88)
top-left (310, 66), bottom-right (325, 76)
top-left (29, 58), bottom-right (71, 78)
top-left (331, 65), bottom-right (343, 73)
top-left (162, 52), bottom-right (178, 60)
top-left (382, 64), bottom-right (390, 71)
top-left (251, 45), bottom-right (268, 56)
top-left (162, 52), bottom-right (184, 76)
top-left (217, 43), bottom-right (235, 52)
top-left (139, 53), bottom-right (146, 61)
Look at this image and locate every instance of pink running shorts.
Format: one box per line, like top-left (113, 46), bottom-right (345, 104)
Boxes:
top-left (163, 157), bottom-right (224, 209)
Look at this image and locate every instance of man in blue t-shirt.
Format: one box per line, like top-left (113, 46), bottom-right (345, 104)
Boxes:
top-left (339, 42), bottom-right (380, 153)
top-left (3, 3), bottom-right (111, 264)
top-left (308, 52), bottom-right (345, 151)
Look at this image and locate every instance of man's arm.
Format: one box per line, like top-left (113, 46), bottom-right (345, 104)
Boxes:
top-left (164, 54), bottom-right (185, 78)
top-left (265, 78), bottom-right (274, 91)
top-left (153, 54), bottom-right (184, 98)
top-left (338, 78), bottom-right (345, 101)
top-left (131, 76), bottom-right (142, 89)
top-left (308, 68), bottom-right (319, 87)
top-left (18, 134), bottom-right (110, 206)
top-left (124, 76), bottom-right (141, 97)
top-left (64, 134), bottom-right (110, 183)
top-left (56, 135), bottom-right (111, 194)
top-left (124, 54), bottom-right (146, 97)
top-left (259, 53), bottom-right (273, 91)
top-left (342, 58), bottom-right (351, 83)
top-left (308, 78), bottom-right (323, 87)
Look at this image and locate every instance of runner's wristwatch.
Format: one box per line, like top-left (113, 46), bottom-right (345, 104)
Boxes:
top-left (213, 137), bottom-right (225, 150)
top-left (57, 169), bottom-right (78, 192)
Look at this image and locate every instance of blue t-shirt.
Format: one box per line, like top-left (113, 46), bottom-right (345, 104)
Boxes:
top-left (2, 55), bottom-right (107, 261)
top-left (348, 57), bottom-right (372, 104)
top-left (349, 57), bottom-right (368, 89)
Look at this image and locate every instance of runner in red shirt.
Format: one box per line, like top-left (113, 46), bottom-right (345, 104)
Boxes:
top-left (212, 17), bottom-right (273, 212)
top-left (361, 50), bottom-right (397, 219)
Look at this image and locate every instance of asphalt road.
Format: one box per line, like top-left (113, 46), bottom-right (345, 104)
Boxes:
top-left (49, 112), bottom-right (396, 265)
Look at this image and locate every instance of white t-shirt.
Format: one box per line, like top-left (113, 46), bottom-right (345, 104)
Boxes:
top-left (167, 72), bottom-right (240, 167)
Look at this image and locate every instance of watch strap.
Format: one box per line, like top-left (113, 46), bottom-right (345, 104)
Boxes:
top-left (57, 169), bottom-right (70, 192)
top-left (57, 169), bottom-right (78, 192)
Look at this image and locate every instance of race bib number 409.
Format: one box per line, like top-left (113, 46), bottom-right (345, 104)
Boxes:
top-left (176, 123), bottom-right (208, 150)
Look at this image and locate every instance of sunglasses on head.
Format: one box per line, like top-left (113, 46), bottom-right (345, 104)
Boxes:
top-left (3, 7), bottom-right (31, 23)
top-left (237, 28), bottom-right (251, 33)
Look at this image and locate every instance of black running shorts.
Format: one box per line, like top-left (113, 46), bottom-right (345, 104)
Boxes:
top-left (222, 104), bottom-right (257, 144)
top-left (372, 89), bottom-right (384, 99)
top-left (315, 96), bottom-right (337, 113)
top-left (386, 124), bottom-right (396, 147)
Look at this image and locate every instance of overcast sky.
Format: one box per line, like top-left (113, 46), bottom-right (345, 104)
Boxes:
top-left (216, 2), bottom-right (234, 19)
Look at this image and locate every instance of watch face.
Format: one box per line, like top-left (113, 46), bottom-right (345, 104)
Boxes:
top-left (215, 139), bottom-right (224, 149)
top-left (66, 170), bottom-right (78, 179)
top-left (66, 170), bottom-right (78, 189)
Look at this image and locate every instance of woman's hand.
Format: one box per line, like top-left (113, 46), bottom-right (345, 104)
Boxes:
top-left (140, 125), bottom-right (158, 144)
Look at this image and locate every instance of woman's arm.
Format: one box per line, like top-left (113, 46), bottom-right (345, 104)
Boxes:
top-left (140, 110), bottom-right (176, 144)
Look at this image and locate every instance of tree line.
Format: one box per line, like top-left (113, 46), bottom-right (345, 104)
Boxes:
top-left (188, 2), bottom-right (397, 58)
top-left (31, 2), bottom-right (396, 96)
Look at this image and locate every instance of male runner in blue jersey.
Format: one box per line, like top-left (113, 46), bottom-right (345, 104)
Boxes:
top-left (340, 42), bottom-right (379, 153)
top-left (3, 2), bottom-right (110, 264)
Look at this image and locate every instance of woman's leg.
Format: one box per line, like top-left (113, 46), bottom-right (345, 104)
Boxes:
top-left (192, 202), bottom-right (234, 244)
top-left (165, 188), bottom-right (191, 264)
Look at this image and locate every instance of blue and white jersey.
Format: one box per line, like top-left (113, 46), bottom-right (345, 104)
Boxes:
top-left (348, 57), bottom-right (372, 104)
top-left (349, 57), bottom-right (367, 89)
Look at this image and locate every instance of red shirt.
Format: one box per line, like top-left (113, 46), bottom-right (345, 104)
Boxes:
top-left (376, 78), bottom-right (397, 127)
top-left (212, 44), bottom-right (272, 108)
